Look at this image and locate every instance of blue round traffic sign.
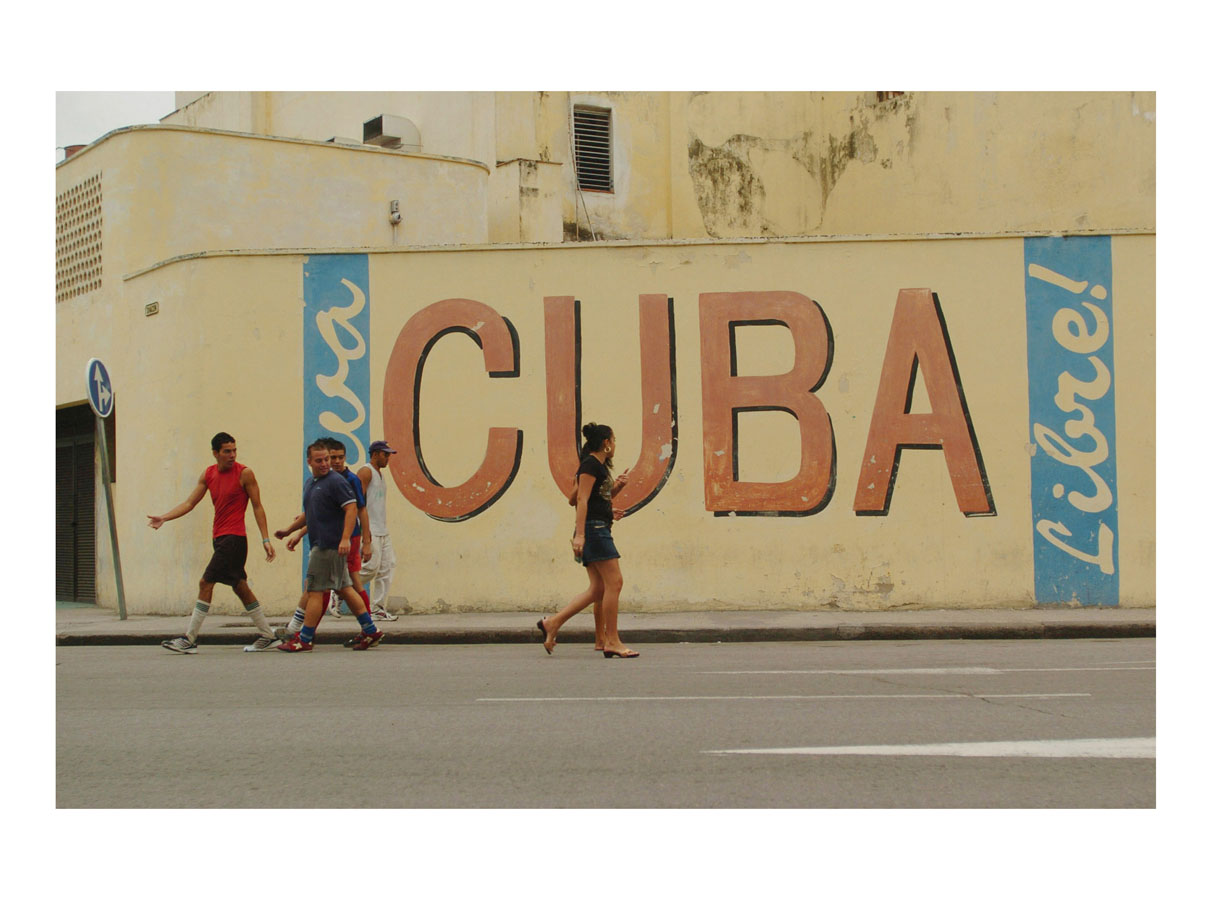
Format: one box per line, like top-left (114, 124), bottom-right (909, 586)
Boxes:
top-left (86, 358), bottom-right (114, 417)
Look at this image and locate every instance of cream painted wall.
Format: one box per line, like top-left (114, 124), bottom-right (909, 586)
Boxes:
top-left (55, 125), bottom-right (493, 430)
top-left (159, 91), bottom-right (1154, 244)
top-left (531, 90), bottom-right (1153, 241)
top-left (62, 236), bottom-right (1154, 615)
top-left (54, 126), bottom-right (489, 302)
top-left (489, 159), bottom-right (564, 244)
top-left (676, 91), bottom-right (1155, 239)
top-left (83, 255), bottom-right (307, 617)
top-left (166, 91), bottom-right (499, 165)
top-left (494, 92), bottom-right (547, 164)
top-left (561, 91), bottom-right (675, 241)
top-left (167, 91), bottom-right (258, 133)
top-left (1109, 237), bottom-right (1156, 608)
top-left (60, 92), bottom-right (1153, 614)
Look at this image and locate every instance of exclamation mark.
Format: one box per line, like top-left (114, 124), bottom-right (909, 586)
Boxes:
top-left (1028, 263), bottom-right (1108, 300)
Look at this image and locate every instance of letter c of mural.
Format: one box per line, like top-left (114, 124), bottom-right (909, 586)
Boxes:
top-left (382, 298), bottom-right (523, 522)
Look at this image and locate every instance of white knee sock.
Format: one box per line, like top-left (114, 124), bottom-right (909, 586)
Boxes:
top-left (186, 601), bottom-right (210, 642)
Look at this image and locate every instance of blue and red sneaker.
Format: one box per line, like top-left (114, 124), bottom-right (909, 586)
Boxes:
top-left (347, 629), bottom-right (384, 651)
top-left (277, 634), bottom-right (313, 652)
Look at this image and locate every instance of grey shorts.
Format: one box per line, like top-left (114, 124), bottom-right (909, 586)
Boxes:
top-left (305, 548), bottom-right (354, 593)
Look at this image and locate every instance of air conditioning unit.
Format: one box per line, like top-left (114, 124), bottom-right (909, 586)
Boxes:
top-left (363, 114), bottom-right (422, 150)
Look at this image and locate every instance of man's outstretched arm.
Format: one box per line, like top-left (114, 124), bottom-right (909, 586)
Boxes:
top-left (147, 472), bottom-right (207, 529)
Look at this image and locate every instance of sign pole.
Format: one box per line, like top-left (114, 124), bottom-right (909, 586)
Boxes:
top-left (86, 358), bottom-right (126, 620)
top-left (95, 415), bottom-right (128, 620)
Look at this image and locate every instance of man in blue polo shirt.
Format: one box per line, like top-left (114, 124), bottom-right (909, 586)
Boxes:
top-left (275, 440), bottom-right (384, 652)
top-left (322, 437), bottom-right (372, 619)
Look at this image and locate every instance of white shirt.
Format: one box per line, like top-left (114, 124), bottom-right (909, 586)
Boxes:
top-left (366, 465), bottom-right (389, 536)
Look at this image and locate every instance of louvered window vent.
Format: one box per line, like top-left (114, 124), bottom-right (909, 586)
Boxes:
top-left (573, 106), bottom-right (612, 193)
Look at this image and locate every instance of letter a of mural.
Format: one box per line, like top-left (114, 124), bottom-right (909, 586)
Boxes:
top-left (1024, 236), bottom-right (1119, 606)
top-left (301, 254), bottom-right (371, 574)
top-left (853, 289), bottom-right (993, 517)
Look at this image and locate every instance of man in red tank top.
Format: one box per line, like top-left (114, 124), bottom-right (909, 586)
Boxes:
top-left (147, 432), bottom-right (279, 653)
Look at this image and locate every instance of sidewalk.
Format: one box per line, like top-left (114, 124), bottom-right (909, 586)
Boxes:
top-left (55, 603), bottom-right (1155, 646)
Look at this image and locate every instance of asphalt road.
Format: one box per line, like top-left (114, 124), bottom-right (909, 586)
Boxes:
top-left (56, 638), bottom-right (1155, 808)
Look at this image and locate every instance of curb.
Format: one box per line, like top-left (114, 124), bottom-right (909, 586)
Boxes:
top-left (55, 621), bottom-right (1155, 647)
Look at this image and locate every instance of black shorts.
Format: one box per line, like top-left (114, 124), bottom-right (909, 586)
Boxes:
top-left (203, 534), bottom-right (248, 586)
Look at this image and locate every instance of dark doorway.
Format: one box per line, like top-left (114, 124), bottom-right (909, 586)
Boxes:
top-left (56, 404), bottom-right (96, 603)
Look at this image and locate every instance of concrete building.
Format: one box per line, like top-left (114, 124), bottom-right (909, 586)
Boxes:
top-left (55, 91), bottom-right (1155, 617)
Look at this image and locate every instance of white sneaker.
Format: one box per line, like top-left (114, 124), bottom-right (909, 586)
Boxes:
top-left (326, 597), bottom-right (342, 618)
top-left (161, 636), bottom-right (198, 654)
top-left (243, 634), bottom-right (282, 652)
top-left (371, 608), bottom-right (398, 621)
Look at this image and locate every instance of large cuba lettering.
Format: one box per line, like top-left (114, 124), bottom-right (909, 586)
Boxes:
top-left (382, 288), bottom-right (991, 521)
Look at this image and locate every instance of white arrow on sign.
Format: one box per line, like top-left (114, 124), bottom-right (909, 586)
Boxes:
top-left (93, 365), bottom-right (112, 409)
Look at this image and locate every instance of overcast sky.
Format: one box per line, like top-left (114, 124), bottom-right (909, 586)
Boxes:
top-left (56, 91), bottom-right (178, 161)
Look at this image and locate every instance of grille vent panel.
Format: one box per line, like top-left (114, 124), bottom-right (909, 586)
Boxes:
top-left (56, 173), bottom-right (103, 303)
top-left (573, 107), bottom-right (612, 192)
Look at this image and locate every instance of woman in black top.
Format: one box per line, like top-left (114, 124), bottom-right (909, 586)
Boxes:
top-left (537, 423), bottom-right (638, 658)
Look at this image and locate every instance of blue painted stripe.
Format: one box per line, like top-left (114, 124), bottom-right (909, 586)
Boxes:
top-left (1024, 236), bottom-right (1119, 606)
top-left (301, 254), bottom-right (371, 581)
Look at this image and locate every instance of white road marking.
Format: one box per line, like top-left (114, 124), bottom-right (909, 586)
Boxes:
top-left (477, 692), bottom-right (1089, 703)
top-left (707, 668), bottom-right (1001, 675)
top-left (706, 737), bottom-right (1155, 759)
top-left (704, 665), bottom-right (1154, 675)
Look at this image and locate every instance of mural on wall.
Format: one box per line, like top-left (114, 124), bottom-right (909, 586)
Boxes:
top-left (306, 244), bottom-right (1138, 608)
top-left (302, 254), bottom-right (371, 568)
top-left (1024, 236), bottom-right (1119, 606)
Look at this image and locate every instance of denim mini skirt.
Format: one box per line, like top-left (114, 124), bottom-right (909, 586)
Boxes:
top-left (579, 519), bottom-right (620, 567)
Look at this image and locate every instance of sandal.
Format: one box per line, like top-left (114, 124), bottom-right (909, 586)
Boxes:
top-left (537, 618), bottom-right (555, 655)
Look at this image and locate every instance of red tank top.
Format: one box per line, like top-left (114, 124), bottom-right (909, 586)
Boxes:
top-left (206, 462), bottom-right (248, 538)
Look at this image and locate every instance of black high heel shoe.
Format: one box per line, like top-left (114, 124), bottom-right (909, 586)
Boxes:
top-left (603, 649), bottom-right (639, 659)
top-left (537, 618), bottom-right (554, 655)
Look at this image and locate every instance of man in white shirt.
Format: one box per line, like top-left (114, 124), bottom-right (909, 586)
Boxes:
top-left (358, 440), bottom-right (399, 621)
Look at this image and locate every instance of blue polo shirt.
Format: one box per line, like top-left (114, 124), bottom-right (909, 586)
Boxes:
top-left (303, 470), bottom-right (357, 550)
top-left (337, 467), bottom-right (366, 538)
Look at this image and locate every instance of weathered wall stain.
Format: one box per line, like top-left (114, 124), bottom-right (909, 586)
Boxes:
top-left (687, 93), bottom-right (917, 235)
top-left (563, 220), bottom-right (623, 242)
top-left (822, 123), bottom-right (878, 206)
top-left (687, 135), bottom-right (771, 237)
